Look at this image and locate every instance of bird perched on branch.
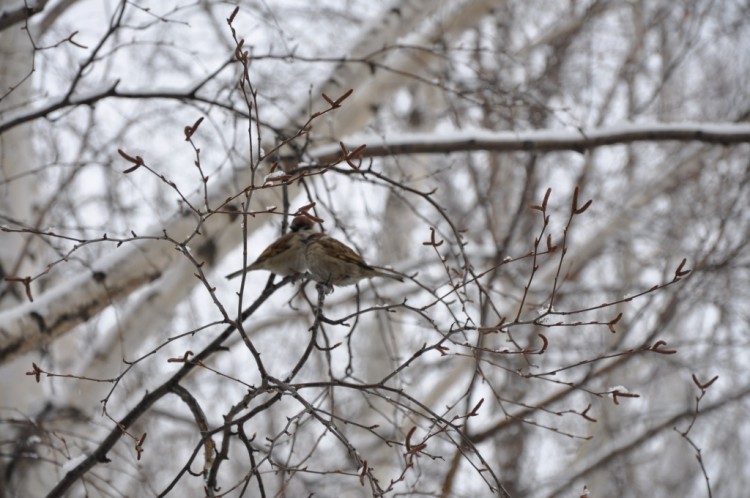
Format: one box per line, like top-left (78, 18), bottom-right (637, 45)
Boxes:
top-left (302, 232), bottom-right (403, 286)
top-left (225, 215), bottom-right (315, 279)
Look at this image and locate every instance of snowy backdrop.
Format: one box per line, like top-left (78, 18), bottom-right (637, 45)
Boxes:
top-left (1, 1), bottom-right (749, 497)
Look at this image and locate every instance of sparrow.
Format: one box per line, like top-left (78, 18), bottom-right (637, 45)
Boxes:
top-left (225, 215), bottom-right (315, 279)
top-left (302, 232), bottom-right (403, 286)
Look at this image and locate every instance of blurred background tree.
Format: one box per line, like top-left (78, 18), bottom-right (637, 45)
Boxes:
top-left (1, 1), bottom-right (749, 497)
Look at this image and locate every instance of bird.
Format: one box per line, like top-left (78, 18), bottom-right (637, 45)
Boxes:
top-left (225, 215), bottom-right (315, 279)
top-left (302, 232), bottom-right (403, 287)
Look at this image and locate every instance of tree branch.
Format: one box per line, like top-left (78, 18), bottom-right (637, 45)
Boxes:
top-left (303, 123), bottom-right (750, 163)
top-left (0, 0), bottom-right (49, 32)
top-left (43, 279), bottom-right (289, 498)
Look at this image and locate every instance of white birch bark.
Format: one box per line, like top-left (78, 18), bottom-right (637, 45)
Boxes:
top-left (0, 18), bottom-right (39, 399)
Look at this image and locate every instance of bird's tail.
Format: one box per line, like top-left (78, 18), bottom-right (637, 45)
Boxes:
top-left (374, 268), bottom-right (404, 282)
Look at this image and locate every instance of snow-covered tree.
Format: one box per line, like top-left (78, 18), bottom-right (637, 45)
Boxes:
top-left (1, 1), bottom-right (749, 496)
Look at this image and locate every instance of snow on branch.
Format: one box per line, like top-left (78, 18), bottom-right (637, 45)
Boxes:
top-left (306, 123), bottom-right (750, 163)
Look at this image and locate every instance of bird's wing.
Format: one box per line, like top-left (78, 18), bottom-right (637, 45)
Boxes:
top-left (322, 237), bottom-right (372, 267)
top-left (252, 232), bottom-right (296, 264)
